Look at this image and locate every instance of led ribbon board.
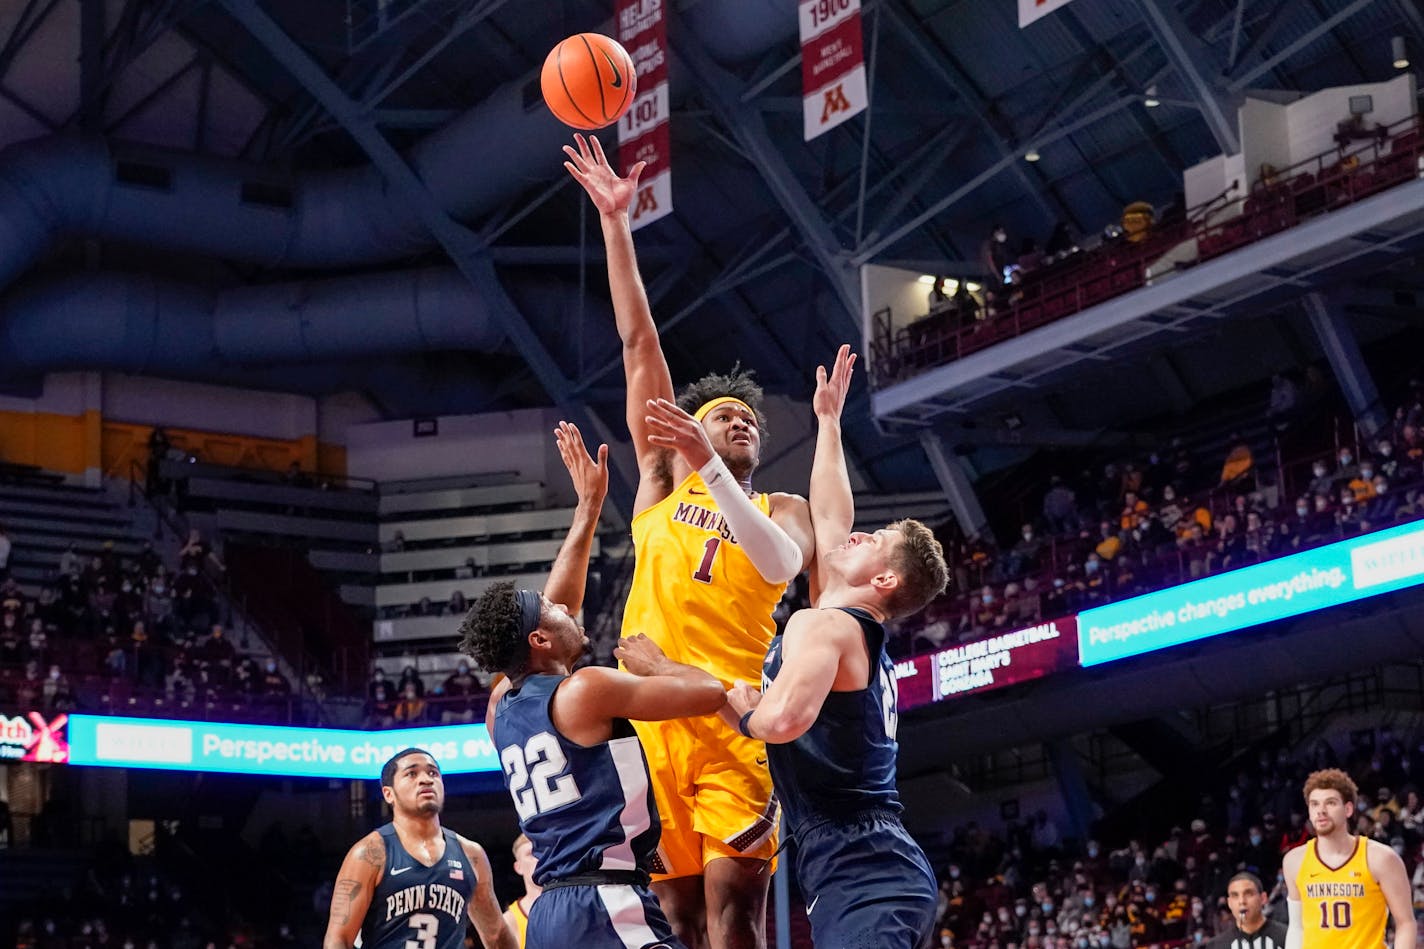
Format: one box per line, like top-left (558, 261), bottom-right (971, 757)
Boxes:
top-left (896, 617), bottom-right (1080, 711)
top-left (66, 716), bottom-right (500, 778)
top-left (1078, 518), bottom-right (1424, 667)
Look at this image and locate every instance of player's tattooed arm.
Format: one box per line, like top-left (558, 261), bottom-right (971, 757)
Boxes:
top-left (460, 836), bottom-right (519, 949)
top-left (324, 832), bottom-right (383, 949)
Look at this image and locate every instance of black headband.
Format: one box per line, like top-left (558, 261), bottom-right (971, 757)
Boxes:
top-left (514, 589), bottom-right (542, 639)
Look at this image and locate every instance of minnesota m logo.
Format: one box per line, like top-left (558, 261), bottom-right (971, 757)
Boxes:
top-left (820, 83), bottom-right (851, 123)
top-left (633, 185), bottom-right (659, 220)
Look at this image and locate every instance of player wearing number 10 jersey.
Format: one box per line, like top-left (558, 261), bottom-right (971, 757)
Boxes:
top-left (1282, 769), bottom-right (1414, 949)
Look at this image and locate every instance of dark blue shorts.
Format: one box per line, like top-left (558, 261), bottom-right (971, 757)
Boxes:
top-left (527, 882), bottom-right (682, 949)
top-left (793, 810), bottom-right (937, 949)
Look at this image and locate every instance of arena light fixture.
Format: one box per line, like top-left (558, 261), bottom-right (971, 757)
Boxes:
top-left (1144, 85), bottom-right (1160, 108)
top-left (1024, 148), bottom-right (1041, 162)
top-left (1393, 36), bottom-right (1409, 70)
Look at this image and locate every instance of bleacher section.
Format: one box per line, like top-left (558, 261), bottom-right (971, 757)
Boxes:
top-left (0, 479), bottom-right (156, 591)
top-left (370, 483), bottom-right (601, 694)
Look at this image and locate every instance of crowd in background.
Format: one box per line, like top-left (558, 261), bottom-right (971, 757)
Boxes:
top-left (0, 527), bottom-right (295, 721)
top-left (887, 384), bottom-right (1424, 658)
top-left (927, 725), bottom-right (1424, 949)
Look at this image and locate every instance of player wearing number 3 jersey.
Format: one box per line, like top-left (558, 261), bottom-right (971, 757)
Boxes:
top-left (1282, 770), bottom-right (1414, 949)
top-left (322, 749), bottom-right (515, 949)
top-left (457, 422), bottom-right (727, 949)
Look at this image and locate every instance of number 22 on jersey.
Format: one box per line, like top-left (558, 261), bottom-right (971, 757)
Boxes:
top-left (501, 732), bottom-right (582, 820)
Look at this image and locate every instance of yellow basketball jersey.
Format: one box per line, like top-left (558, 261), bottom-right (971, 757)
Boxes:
top-left (506, 898), bottom-right (528, 947)
top-left (623, 472), bottom-right (789, 685)
top-left (1297, 838), bottom-right (1388, 949)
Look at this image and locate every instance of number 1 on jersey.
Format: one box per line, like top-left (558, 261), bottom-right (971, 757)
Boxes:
top-left (693, 537), bottom-right (721, 583)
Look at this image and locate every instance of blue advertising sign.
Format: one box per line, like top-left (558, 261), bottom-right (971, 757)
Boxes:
top-left (1078, 518), bottom-right (1424, 667)
top-left (66, 715), bottom-right (500, 779)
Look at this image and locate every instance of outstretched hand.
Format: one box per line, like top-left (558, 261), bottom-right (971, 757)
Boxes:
top-left (563, 133), bottom-right (646, 217)
top-left (644, 398), bottom-right (715, 470)
top-left (813, 344), bottom-right (857, 422)
top-left (554, 420), bottom-right (609, 508)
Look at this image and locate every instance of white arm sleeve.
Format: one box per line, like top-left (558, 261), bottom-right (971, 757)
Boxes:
top-left (698, 454), bottom-right (804, 584)
top-left (1286, 899), bottom-right (1303, 949)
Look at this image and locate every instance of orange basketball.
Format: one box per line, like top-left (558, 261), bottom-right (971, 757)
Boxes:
top-left (540, 33), bottom-right (637, 131)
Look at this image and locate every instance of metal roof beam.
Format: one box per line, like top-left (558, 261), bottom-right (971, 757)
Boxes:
top-left (1302, 291), bottom-right (1388, 437)
top-left (213, 0), bottom-right (638, 520)
top-left (882, 0), bottom-right (1063, 226)
top-left (1136, 0), bottom-right (1239, 153)
top-left (852, 97), bottom-right (1138, 264)
top-left (1398, 0), bottom-right (1424, 46)
top-left (671, 33), bottom-right (862, 322)
top-left (1226, 0), bottom-right (1381, 92)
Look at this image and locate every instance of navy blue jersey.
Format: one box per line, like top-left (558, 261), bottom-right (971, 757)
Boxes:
top-left (360, 824), bottom-right (473, 949)
top-left (493, 674), bottom-right (660, 885)
top-left (762, 607), bottom-right (902, 831)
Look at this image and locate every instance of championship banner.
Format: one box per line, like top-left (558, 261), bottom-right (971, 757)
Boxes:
top-left (1019, 0), bottom-right (1079, 28)
top-left (616, 0), bottom-right (672, 229)
top-left (895, 617), bottom-right (1080, 712)
top-left (800, 0), bottom-right (868, 140)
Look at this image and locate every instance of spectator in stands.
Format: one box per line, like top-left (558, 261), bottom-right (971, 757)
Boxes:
top-left (1334, 446), bottom-right (1359, 484)
top-left (0, 613), bottom-right (21, 667)
top-left (1349, 460), bottom-right (1378, 502)
top-left (1363, 476), bottom-right (1397, 526)
top-left (0, 523), bottom-right (10, 582)
top-left (1307, 459), bottom-right (1336, 498)
top-left (396, 663), bottom-right (424, 698)
top-left (454, 557), bottom-right (476, 580)
top-left (929, 276), bottom-right (953, 314)
top-left (982, 225), bottom-right (1011, 283)
top-left (42, 664), bottom-right (73, 712)
top-left (366, 669), bottom-right (395, 727)
top-left (1043, 477), bottom-right (1079, 534)
top-left (1218, 434), bottom-right (1253, 494)
top-left (446, 590), bottom-right (467, 616)
top-left (1302, 493), bottom-right (1336, 546)
top-left (439, 661), bottom-right (480, 723)
top-left (1336, 487), bottom-right (1363, 534)
top-left (1005, 524), bottom-right (1044, 580)
top-left (392, 682), bottom-right (426, 723)
top-left (260, 659), bottom-right (290, 697)
top-left (384, 530), bottom-right (406, 553)
top-left (173, 564), bottom-right (212, 634)
top-left (1267, 374), bottom-right (1300, 432)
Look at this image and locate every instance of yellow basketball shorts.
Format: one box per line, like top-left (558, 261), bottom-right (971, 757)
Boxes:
top-left (632, 712), bottom-right (779, 880)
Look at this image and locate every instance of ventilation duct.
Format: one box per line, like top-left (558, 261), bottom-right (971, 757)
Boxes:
top-left (0, 1), bottom-right (800, 374)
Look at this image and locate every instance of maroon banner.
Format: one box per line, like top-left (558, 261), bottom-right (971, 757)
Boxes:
top-left (616, 0), bottom-right (671, 229)
top-left (895, 617), bottom-right (1080, 711)
top-left (799, 0), bottom-right (867, 140)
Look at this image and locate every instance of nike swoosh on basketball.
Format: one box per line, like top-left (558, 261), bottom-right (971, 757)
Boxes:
top-left (601, 50), bottom-right (624, 88)
top-left (391, 866), bottom-right (413, 876)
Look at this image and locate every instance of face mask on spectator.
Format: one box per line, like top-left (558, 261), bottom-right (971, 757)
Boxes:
top-left (1083, 896), bottom-right (1094, 908)
top-left (1313, 464), bottom-right (1327, 477)
top-left (1085, 559), bottom-right (1099, 575)
top-left (1361, 466), bottom-right (1374, 479)
top-left (1145, 892), bottom-right (1156, 903)
top-left (1379, 443), bottom-right (1392, 457)
top-left (1042, 902), bottom-right (1054, 913)
top-left (1296, 504), bottom-right (1309, 517)
top-left (1016, 905), bottom-right (1027, 917)
top-left (1340, 452), bottom-right (1353, 466)
top-left (1022, 529), bottom-right (1033, 540)
top-left (983, 593), bottom-right (995, 605)
top-left (1249, 832), bottom-right (1262, 845)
